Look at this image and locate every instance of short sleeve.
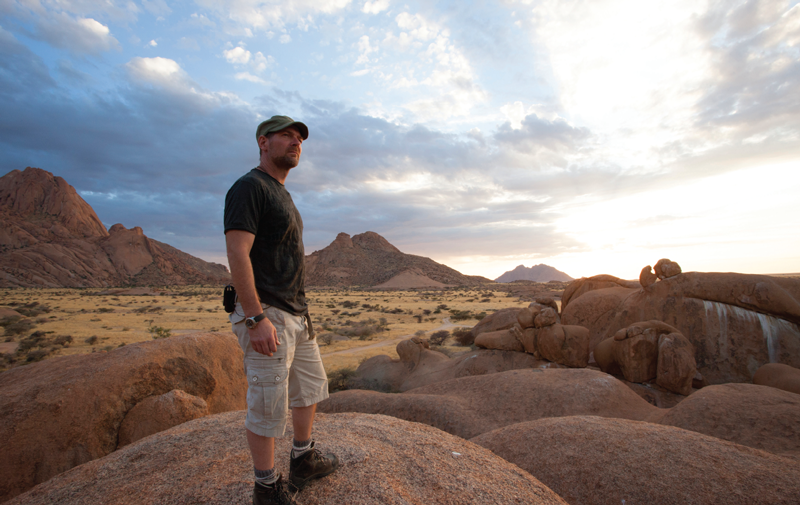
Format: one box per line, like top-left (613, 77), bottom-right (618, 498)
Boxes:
top-left (224, 177), bottom-right (262, 235)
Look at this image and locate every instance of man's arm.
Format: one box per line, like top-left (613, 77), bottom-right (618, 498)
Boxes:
top-left (226, 229), bottom-right (280, 356)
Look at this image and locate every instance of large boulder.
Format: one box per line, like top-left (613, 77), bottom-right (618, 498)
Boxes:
top-left (470, 307), bottom-right (523, 339)
top-left (8, 411), bottom-right (568, 505)
top-left (0, 332), bottom-right (247, 503)
top-left (561, 272), bottom-right (800, 384)
top-left (474, 328), bottom-right (524, 352)
top-left (472, 415), bottom-right (800, 505)
top-left (753, 362), bottom-right (800, 395)
top-left (355, 338), bottom-right (547, 392)
top-left (657, 383), bottom-right (800, 460)
top-left (320, 368), bottom-right (661, 439)
top-left (596, 320), bottom-right (697, 395)
top-left (117, 389), bottom-right (209, 447)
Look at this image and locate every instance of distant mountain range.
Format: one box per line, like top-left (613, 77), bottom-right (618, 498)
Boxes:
top-left (495, 264), bottom-right (574, 283)
top-left (0, 167), bottom-right (230, 288)
top-left (305, 232), bottom-right (490, 288)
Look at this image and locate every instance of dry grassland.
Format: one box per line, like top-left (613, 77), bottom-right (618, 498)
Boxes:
top-left (0, 285), bottom-right (536, 375)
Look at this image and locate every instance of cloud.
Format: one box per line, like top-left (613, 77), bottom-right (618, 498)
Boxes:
top-left (149, 39), bottom-right (157, 47)
top-left (280, 33), bottom-right (292, 43)
top-left (355, 34), bottom-right (377, 64)
top-left (224, 46), bottom-right (252, 64)
top-left (194, 0), bottom-right (352, 33)
top-left (235, 72), bottom-right (266, 83)
top-left (32, 13), bottom-right (121, 53)
top-left (362, 0), bottom-right (390, 15)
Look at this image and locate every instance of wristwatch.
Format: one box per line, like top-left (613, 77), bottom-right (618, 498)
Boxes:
top-left (245, 312), bottom-right (266, 329)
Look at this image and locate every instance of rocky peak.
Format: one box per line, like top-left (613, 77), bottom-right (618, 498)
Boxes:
top-left (351, 231), bottom-right (401, 253)
top-left (0, 167), bottom-right (108, 238)
top-left (330, 232), bottom-right (354, 249)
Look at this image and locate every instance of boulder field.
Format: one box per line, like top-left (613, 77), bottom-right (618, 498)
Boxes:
top-left (8, 411), bottom-right (568, 505)
top-left (321, 368), bottom-right (800, 460)
top-left (0, 332), bottom-right (247, 503)
top-left (472, 415), bottom-right (800, 505)
top-left (561, 271), bottom-right (800, 384)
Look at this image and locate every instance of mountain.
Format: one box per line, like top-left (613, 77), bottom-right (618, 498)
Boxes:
top-left (495, 264), bottom-right (574, 283)
top-left (305, 232), bottom-right (490, 287)
top-left (0, 167), bottom-right (230, 288)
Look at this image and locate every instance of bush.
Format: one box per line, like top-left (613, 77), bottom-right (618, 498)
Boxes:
top-left (85, 335), bottom-right (98, 345)
top-left (148, 326), bottom-right (172, 339)
top-left (452, 327), bottom-right (474, 346)
top-left (4, 319), bottom-right (35, 336)
top-left (327, 366), bottom-right (358, 393)
top-left (429, 330), bottom-right (450, 346)
top-left (0, 315), bottom-right (22, 328)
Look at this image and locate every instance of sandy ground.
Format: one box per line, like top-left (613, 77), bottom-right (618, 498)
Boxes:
top-left (1, 285), bottom-right (531, 373)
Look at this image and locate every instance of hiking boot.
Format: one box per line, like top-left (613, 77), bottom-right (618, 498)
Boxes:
top-left (289, 441), bottom-right (340, 491)
top-left (253, 475), bottom-right (296, 505)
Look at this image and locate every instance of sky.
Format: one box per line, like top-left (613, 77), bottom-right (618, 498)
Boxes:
top-left (1, 0), bottom-right (799, 281)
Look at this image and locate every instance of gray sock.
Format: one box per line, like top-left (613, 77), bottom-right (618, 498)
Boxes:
top-left (254, 467), bottom-right (278, 487)
top-left (291, 438), bottom-right (313, 459)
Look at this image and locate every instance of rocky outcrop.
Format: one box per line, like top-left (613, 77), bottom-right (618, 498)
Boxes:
top-left (658, 383), bottom-right (800, 460)
top-left (495, 264), bottom-right (573, 283)
top-left (472, 415), bottom-right (800, 505)
top-left (0, 167), bottom-right (230, 287)
top-left (753, 362), bottom-right (800, 395)
top-left (355, 338), bottom-right (548, 392)
top-left (594, 320), bottom-right (697, 395)
top-left (320, 368), bottom-right (662, 439)
top-left (471, 307), bottom-right (524, 340)
top-left (117, 389), bottom-right (209, 447)
top-left (561, 271), bottom-right (800, 384)
top-left (304, 231), bottom-right (488, 287)
top-left (0, 332), bottom-right (247, 503)
top-left (8, 412), bottom-right (568, 505)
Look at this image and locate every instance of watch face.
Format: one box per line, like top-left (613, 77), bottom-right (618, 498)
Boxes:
top-left (245, 318), bottom-right (256, 329)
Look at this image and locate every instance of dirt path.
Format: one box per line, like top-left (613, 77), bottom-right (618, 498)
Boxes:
top-left (320, 317), bottom-right (471, 357)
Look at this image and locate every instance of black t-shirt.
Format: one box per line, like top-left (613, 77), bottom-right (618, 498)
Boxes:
top-left (224, 168), bottom-right (307, 316)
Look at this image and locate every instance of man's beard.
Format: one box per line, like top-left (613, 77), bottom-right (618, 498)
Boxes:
top-left (272, 153), bottom-right (299, 169)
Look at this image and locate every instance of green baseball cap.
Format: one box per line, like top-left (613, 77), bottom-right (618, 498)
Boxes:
top-left (256, 115), bottom-right (309, 140)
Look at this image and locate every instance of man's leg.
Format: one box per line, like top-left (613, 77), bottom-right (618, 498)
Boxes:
top-left (291, 404), bottom-right (316, 442)
top-left (247, 429), bottom-right (275, 471)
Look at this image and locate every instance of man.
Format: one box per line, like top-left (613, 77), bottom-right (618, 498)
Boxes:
top-left (224, 115), bottom-right (339, 505)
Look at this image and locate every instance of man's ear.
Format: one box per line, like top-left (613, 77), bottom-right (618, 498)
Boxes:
top-left (257, 135), bottom-right (270, 153)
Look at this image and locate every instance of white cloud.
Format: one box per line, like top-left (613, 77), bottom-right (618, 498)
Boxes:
top-left (32, 13), bottom-right (120, 53)
top-left (355, 34), bottom-right (377, 64)
top-left (126, 57), bottom-right (185, 86)
top-left (224, 46), bottom-right (251, 64)
top-left (149, 39), bottom-right (157, 47)
top-left (280, 33), bottom-right (292, 43)
top-left (140, 0), bottom-right (172, 17)
top-left (235, 72), bottom-right (266, 83)
top-left (194, 0), bottom-right (352, 32)
top-left (362, 0), bottom-right (390, 14)
top-left (252, 52), bottom-right (275, 72)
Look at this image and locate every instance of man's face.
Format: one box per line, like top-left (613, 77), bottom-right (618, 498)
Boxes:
top-left (263, 126), bottom-right (303, 169)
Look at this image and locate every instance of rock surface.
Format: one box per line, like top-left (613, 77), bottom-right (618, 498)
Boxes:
top-left (561, 272), bottom-right (800, 383)
top-left (472, 415), bottom-right (800, 505)
top-left (0, 332), bottom-right (247, 503)
top-left (355, 339), bottom-right (549, 392)
top-left (753, 362), bottom-right (800, 395)
top-left (470, 307), bottom-right (523, 339)
top-left (9, 411), bottom-right (568, 505)
top-left (657, 383), bottom-right (800, 460)
top-left (0, 167), bottom-right (230, 287)
top-left (320, 368), bottom-right (661, 439)
top-left (117, 389), bottom-right (209, 447)
top-left (304, 231), bottom-right (488, 287)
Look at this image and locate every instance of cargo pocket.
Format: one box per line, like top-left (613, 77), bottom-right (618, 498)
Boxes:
top-left (245, 360), bottom-right (289, 428)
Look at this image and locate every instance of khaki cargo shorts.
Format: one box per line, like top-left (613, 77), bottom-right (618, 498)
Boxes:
top-left (230, 303), bottom-right (329, 437)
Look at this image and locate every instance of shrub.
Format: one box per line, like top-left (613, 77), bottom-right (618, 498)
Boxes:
top-left (452, 327), bottom-right (474, 346)
top-left (429, 330), bottom-right (450, 346)
top-left (148, 326), bottom-right (172, 339)
top-left (85, 335), bottom-right (98, 345)
top-left (327, 366), bottom-right (358, 393)
top-left (4, 319), bottom-right (35, 336)
top-left (0, 315), bottom-right (22, 328)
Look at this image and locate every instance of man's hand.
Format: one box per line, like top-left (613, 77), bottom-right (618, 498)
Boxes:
top-left (249, 318), bottom-right (280, 356)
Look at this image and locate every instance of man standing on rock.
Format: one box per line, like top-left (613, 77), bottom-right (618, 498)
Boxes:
top-left (225, 115), bottom-right (339, 505)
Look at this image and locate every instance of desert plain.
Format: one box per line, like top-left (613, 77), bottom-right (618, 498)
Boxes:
top-left (0, 282), bottom-right (568, 376)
